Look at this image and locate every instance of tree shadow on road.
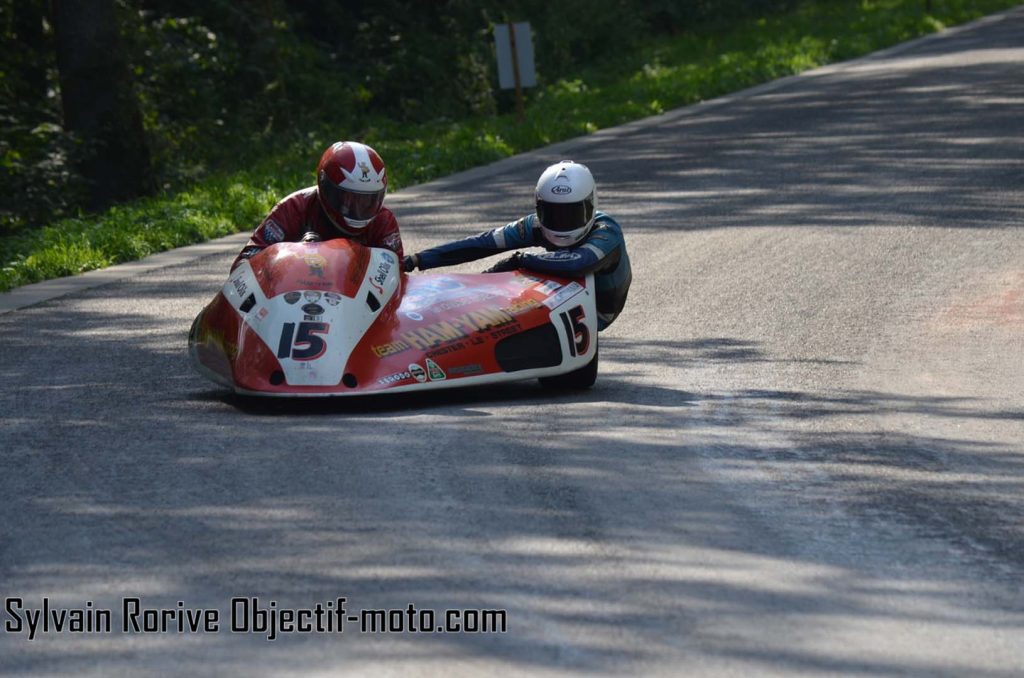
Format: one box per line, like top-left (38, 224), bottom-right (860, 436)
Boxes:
top-left (3, 14), bottom-right (1024, 674)
top-left (3, 274), bottom-right (1023, 673)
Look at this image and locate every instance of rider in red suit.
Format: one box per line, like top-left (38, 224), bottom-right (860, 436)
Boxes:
top-left (231, 141), bottom-right (404, 270)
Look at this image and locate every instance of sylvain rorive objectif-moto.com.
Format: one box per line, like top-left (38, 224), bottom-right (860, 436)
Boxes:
top-left (4, 596), bottom-right (508, 640)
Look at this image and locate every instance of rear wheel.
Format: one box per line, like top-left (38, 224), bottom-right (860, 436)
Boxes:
top-left (539, 343), bottom-right (598, 390)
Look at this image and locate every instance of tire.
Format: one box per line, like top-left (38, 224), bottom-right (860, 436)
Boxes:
top-left (539, 343), bottom-right (598, 390)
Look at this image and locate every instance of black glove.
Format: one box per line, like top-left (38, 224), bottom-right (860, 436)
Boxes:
top-left (403, 254), bottom-right (419, 272)
top-left (483, 252), bottom-right (524, 274)
top-left (300, 231), bottom-right (322, 242)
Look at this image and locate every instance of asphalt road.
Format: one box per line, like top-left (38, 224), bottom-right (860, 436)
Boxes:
top-left (1, 8), bottom-right (1022, 676)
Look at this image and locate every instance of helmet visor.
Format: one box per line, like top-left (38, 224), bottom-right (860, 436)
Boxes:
top-left (536, 197), bottom-right (594, 233)
top-left (320, 180), bottom-right (385, 222)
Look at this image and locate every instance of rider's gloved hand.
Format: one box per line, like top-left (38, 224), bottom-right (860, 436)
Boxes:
top-left (483, 252), bottom-right (524, 273)
top-left (300, 231), bottom-right (322, 242)
top-left (403, 254), bottom-right (419, 272)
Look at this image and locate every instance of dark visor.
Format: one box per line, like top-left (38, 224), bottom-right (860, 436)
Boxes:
top-left (320, 180), bottom-right (384, 222)
top-left (536, 197), bottom-right (593, 233)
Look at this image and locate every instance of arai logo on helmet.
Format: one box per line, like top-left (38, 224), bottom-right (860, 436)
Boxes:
top-left (551, 185), bottom-right (573, 195)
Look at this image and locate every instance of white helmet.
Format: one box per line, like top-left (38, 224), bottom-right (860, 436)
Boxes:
top-left (535, 160), bottom-right (597, 247)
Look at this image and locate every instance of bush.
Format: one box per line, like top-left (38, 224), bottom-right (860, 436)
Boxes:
top-left (1, 0), bottom-right (1018, 291)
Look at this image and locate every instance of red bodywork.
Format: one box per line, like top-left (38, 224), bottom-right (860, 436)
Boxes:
top-left (189, 239), bottom-right (594, 396)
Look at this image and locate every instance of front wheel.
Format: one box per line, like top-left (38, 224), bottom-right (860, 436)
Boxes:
top-left (539, 343), bottom-right (598, 390)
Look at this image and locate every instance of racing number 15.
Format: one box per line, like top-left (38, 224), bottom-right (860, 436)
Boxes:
top-left (558, 305), bottom-right (590, 357)
top-left (277, 321), bottom-right (329, 361)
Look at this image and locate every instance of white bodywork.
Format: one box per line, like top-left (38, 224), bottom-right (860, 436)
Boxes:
top-left (221, 248), bottom-right (401, 387)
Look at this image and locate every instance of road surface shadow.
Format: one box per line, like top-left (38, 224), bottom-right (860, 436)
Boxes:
top-left (3, 11), bottom-right (1024, 675)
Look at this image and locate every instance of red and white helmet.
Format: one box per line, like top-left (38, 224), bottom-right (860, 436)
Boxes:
top-left (316, 141), bottom-right (388, 231)
top-left (535, 160), bottom-right (597, 248)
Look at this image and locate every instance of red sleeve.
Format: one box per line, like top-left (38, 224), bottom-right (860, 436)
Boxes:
top-left (230, 192), bottom-right (307, 270)
top-left (370, 208), bottom-right (404, 260)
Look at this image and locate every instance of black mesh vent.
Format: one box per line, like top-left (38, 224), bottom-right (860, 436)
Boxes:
top-left (495, 324), bottom-right (562, 372)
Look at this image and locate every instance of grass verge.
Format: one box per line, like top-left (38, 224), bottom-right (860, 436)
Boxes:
top-left (1, 0), bottom-right (1017, 292)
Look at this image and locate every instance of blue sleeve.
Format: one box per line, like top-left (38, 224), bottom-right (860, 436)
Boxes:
top-left (519, 214), bottom-right (624, 277)
top-left (416, 216), bottom-right (538, 269)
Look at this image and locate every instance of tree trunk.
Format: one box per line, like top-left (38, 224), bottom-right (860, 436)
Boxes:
top-left (11, 0), bottom-right (50, 104)
top-left (52, 0), bottom-right (152, 209)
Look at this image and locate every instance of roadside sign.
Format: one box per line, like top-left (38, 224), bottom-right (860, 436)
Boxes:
top-left (494, 22), bottom-right (536, 89)
top-left (494, 22), bottom-right (535, 122)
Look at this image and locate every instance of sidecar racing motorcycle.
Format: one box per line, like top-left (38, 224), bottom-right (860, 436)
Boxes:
top-left (188, 239), bottom-right (598, 397)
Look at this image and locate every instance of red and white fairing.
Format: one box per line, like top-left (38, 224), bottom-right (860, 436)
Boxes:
top-left (189, 239), bottom-right (597, 396)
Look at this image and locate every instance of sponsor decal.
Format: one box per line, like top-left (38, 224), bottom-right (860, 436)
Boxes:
top-left (383, 232), bottom-right (403, 254)
top-left (398, 307), bottom-right (515, 351)
top-left (284, 292), bottom-right (301, 305)
top-left (543, 281), bottom-right (585, 309)
top-left (367, 253), bottom-right (393, 296)
top-left (323, 293), bottom-right (342, 306)
top-left (230, 274), bottom-right (248, 299)
top-left (304, 291), bottom-right (322, 303)
top-left (371, 300), bottom-right (539, 356)
top-left (427, 342), bottom-right (465, 358)
top-left (404, 311), bottom-right (424, 321)
top-left (256, 307), bottom-right (270, 320)
top-left (304, 252), bottom-right (327, 278)
top-left (448, 363), bottom-right (484, 376)
top-left (434, 292), bottom-right (499, 313)
top-left (551, 184), bottom-right (572, 195)
top-left (411, 277), bottom-right (465, 296)
top-left (301, 303), bottom-right (325, 316)
top-left (378, 370), bottom-right (412, 386)
top-left (506, 298), bottom-right (542, 316)
top-left (358, 161), bottom-right (372, 181)
top-left (509, 276), bottom-right (537, 289)
top-left (489, 323), bottom-right (521, 340)
top-left (425, 358), bottom-right (446, 381)
top-left (262, 219), bottom-right (285, 244)
top-left (373, 340), bottom-right (410, 358)
top-left (409, 363), bottom-right (427, 382)
top-left (544, 250), bottom-right (582, 260)
top-left (371, 256), bottom-right (393, 287)
top-left (534, 280), bottom-right (562, 296)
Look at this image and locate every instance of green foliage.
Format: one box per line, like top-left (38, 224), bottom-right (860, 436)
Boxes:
top-left (0, 172), bottom-right (282, 290)
top-left (0, 118), bottom-right (86, 236)
top-left (0, 0), bottom-right (1019, 291)
top-left (0, 0), bottom-right (81, 235)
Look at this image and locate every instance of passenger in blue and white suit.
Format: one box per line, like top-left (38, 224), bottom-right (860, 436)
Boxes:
top-left (404, 161), bottom-right (631, 330)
